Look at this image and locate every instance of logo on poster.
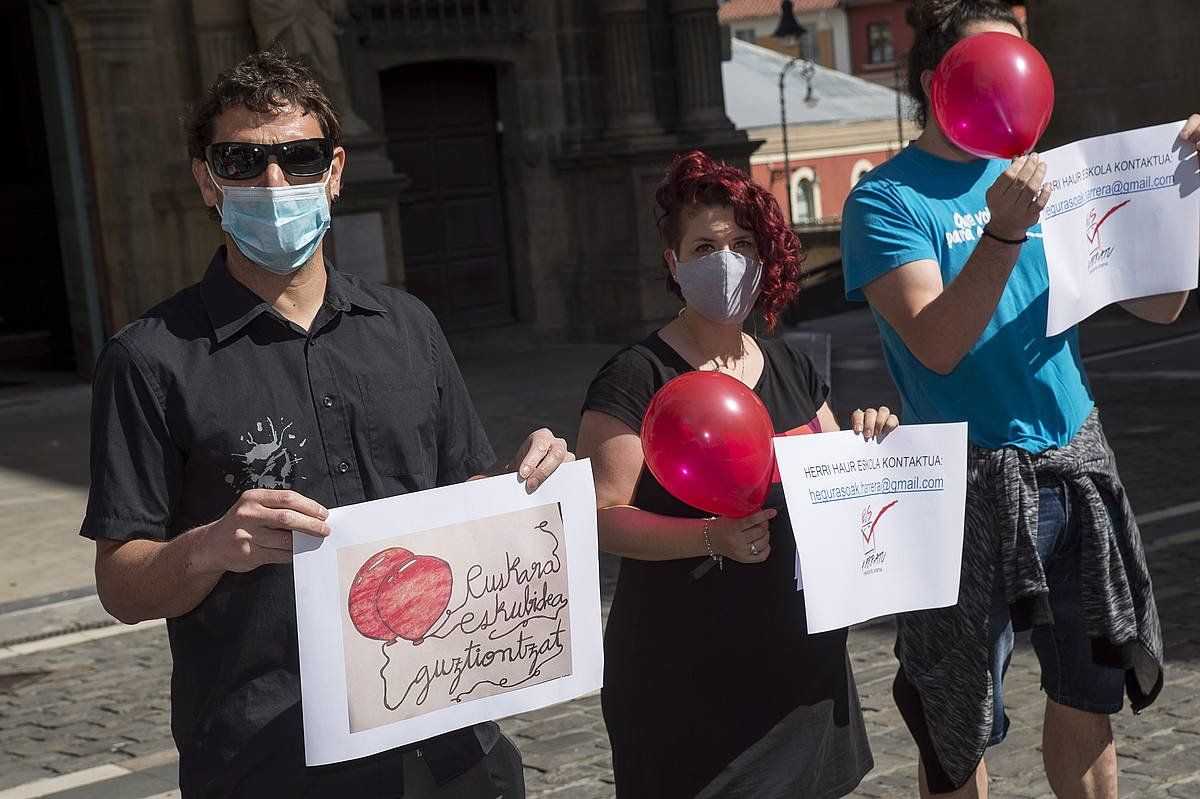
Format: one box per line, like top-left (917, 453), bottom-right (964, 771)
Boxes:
top-left (1085, 199), bottom-right (1130, 273)
top-left (859, 500), bottom-right (898, 575)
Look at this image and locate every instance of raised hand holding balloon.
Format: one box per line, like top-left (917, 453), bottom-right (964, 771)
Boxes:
top-left (640, 371), bottom-right (776, 518)
top-left (931, 31), bottom-right (1055, 159)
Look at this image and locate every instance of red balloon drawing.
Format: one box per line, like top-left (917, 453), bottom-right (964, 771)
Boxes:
top-left (641, 370), bottom-right (776, 517)
top-left (348, 547), bottom-right (414, 641)
top-left (377, 556), bottom-right (453, 644)
top-left (347, 547), bottom-right (453, 645)
top-left (930, 31), bottom-right (1055, 159)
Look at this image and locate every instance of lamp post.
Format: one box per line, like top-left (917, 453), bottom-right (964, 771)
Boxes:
top-left (774, 1), bottom-right (817, 225)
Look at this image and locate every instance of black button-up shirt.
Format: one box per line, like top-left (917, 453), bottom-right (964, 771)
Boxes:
top-left (81, 248), bottom-right (496, 797)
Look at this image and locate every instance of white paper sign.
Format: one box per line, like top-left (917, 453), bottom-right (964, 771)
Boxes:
top-left (775, 423), bottom-right (968, 634)
top-left (1041, 120), bottom-right (1200, 336)
top-left (292, 460), bottom-right (603, 766)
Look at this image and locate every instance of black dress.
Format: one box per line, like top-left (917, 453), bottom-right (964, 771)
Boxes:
top-left (583, 333), bottom-right (873, 799)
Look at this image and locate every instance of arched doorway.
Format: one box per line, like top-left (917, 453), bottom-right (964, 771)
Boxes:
top-left (380, 61), bottom-right (514, 330)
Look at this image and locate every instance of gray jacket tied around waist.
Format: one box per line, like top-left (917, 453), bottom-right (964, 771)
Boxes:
top-left (895, 409), bottom-right (1163, 786)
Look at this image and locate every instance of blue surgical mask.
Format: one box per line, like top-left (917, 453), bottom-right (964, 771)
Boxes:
top-left (674, 249), bottom-right (763, 325)
top-left (209, 165), bottom-right (332, 275)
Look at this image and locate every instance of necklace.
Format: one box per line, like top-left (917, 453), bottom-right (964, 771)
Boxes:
top-left (681, 313), bottom-right (748, 383)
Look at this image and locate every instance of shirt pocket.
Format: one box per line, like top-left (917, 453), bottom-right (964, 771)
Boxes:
top-left (357, 371), bottom-right (438, 481)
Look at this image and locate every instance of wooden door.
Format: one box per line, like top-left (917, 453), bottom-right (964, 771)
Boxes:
top-left (381, 62), bottom-right (514, 329)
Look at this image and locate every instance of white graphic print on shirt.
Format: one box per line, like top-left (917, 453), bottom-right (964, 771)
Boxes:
top-left (225, 416), bottom-right (308, 491)
top-left (944, 208), bottom-right (992, 249)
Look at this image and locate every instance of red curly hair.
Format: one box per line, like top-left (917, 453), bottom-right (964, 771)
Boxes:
top-left (655, 150), bottom-right (804, 331)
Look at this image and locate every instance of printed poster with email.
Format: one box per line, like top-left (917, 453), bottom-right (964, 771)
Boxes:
top-left (292, 459), bottom-right (603, 766)
top-left (775, 423), bottom-right (968, 634)
top-left (1040, 120), bottom-right (1200, 336)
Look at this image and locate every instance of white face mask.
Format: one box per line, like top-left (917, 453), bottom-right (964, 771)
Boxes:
top-left (674, 249), bottom-right (763, 325)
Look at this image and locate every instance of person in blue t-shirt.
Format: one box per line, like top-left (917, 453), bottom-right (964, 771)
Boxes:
top-left (841, 2), bottom-right (1199, 798)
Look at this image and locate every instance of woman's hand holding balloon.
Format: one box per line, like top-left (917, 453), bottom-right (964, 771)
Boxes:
top-left (708, 508), bottom-right (778, 564)
top-left (985, 154), bottom-right (1051, 241)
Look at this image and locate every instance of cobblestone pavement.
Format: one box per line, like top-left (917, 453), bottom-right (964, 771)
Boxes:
top-left (1, 305), bottom-right (1198, 798)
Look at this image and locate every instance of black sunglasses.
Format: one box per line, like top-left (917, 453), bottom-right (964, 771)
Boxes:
top-left (205, 138), bottom-right (334, 180)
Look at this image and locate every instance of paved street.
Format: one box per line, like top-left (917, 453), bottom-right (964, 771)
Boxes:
top-left (1, 303), bottom-right (1199, 798)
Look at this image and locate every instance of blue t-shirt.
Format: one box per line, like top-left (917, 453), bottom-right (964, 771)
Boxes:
top-left (841, 143), bottom-right (1094, 453)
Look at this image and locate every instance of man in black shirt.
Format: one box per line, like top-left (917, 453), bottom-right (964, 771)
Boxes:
top-left (81, 51), bottom-right (572, 798)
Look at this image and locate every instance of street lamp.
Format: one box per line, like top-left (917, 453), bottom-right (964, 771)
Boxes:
top-left (774, 1), bottom-right (817, 225)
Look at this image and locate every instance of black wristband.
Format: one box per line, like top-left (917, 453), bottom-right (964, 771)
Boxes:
top-left (982, 226), bottom-right (1028, 245)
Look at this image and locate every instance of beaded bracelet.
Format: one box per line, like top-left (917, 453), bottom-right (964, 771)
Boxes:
top-left (702, 518), bottom-right (724, 571)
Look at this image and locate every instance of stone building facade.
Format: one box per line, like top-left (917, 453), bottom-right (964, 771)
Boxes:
top-left (16, 0), bottom-right (751, 374)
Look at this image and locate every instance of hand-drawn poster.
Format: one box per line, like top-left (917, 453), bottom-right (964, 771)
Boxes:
top-left (293, 460), bottom-right (602, 766)
top-left (338, 504), bottom-right (573, 732)
top-left (774, 424), bottom-right (968, 634)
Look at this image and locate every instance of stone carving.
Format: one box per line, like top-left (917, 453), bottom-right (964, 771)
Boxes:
top-left (248, 0), bottom-right (371, 136)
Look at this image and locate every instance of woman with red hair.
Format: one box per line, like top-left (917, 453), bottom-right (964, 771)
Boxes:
top-left (576, 151), bottom-right (897, 797)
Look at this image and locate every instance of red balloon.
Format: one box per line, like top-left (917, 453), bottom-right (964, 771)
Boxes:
top-left (377, 555), bottom-right (453, 644)
top-left (641, 371), bottom-right (775, 517)
top-left (348, 547), bottom-right (414, 641)
top-left (931, 32), bottom-right (1054, 159)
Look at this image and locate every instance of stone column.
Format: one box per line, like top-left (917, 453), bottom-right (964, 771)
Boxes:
top-left (668, 0), bottom-right (730, 132)
top-left (597, 0), bottom-right (661, 135)
top-left (60, 0), bottom-right (163, 329)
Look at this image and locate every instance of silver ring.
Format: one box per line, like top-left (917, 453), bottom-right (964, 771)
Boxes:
top-left (749, 543), bottom-right (759, 555)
